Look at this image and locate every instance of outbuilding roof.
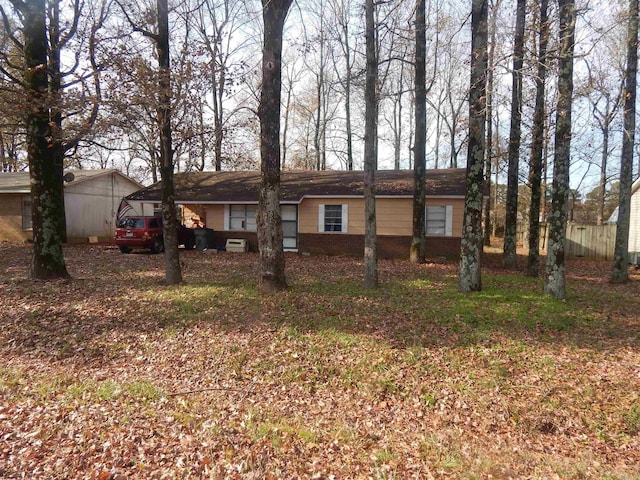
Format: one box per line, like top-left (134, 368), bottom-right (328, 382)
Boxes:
top-left (0, 172), bottom-right (31, 193)
top-left (128, 168), bottom-right (475, 203)
top-left (0, 169), bottom-right (142, 194)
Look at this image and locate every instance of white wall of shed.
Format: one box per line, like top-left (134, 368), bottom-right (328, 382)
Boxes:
top-left (64, 172), bottom-right (141, 238)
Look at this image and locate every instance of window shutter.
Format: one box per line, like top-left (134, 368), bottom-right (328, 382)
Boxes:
top-left (341, 204), bottom-right (348, 233)
top-left (223, 205), bottom-right (230, 231)
top-left (445, 205), bottom-right (453, 236)
top-left (318, 204), bottom-right (325, 232)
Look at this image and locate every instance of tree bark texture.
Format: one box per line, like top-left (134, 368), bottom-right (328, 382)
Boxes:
top-left (458, 0), bottom-right (488, 293)
top-left (156, 0), bottom-right (182, 285)
top-left (483, 0), bottom-right (499, 248)
top-left (48, 0), bottom-right (67, 243)
top-left (503, 0), bottom-right (526, 269)
top-left (526, 0), bottom-right (549, 277)
top-left (410, 0), bottom-right (426, 264)
top-left (18, 0), bottom-right (70, 280)
top-left (610, 0), bottom-right (638, 284)
top-left (363, 0), bottom-right (378, 288)
top-left (597, 125), bottom-right (609, 226)
top-left (544, 0), bottom-right (576, 299)
top-left (257, 0), bottom-right (292, 292)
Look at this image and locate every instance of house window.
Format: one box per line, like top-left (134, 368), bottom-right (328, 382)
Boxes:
top-left (425, 205), bottom-right (453, 236)
top-left (22, 196), bottom-right (32, 230)
top-left (229, 205), bottom-right (257, 231)
top-left (281, 205), bottom-right (298, 250)
top-left (318, 204), bottom-right (348, 233)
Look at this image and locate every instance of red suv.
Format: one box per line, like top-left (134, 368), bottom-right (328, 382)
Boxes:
top-left (114, 216), bottom-right (195, 254)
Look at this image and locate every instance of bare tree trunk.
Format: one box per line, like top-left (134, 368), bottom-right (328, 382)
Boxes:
top-left (345, 55), bottom-right (354, 171)
top-left (503, 0), bottom-right (526, 269)
top-left (16, 0), bottom-right (70, 279)
top-left (47, 0), bottom-right (101, 243)
top-left (213, 77), bottom-right (224, 171)
top-left (363, 0), bottom-right (378, 288)
top-left (527, 0), bottom-right (549, 277)
top-left (282, 80), bottom-right (292, 169)
top-left (410, 0), bottom-right (426, 264)
top-left (332, 0), bottom-right (355, 171)
top-left (48, 0), bottom-right (67, 243)
top-left (459, 0), bottom-right (488, 293)
top-left (526, 0), bottom-right (549, 277)
top-left (611, 0), bottom-right (638, 284)
top-left (483, 0), bottom-right (500, 247)
top-left (544, 0), bottom-right (576, 299)
top-left (315, 70), bottom-right (323, 170)
top-left (257, 0), bottom-right (292, 292)
top-left (597, 129), bottom-right (609, 226)
top-left (156, 0), bottom-right (182, 285)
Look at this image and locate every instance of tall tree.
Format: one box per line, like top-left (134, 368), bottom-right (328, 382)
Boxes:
top-left (410, 0), bottom-right (426, 264)
top-left (544, 0), bottom-right (576, 299)
top-left (610, 0), bottom-right (638, 284)
top-left (118, 0), bottom-right (183, 284)
top-left (257, 0), bottom-right (292, 292)
top-left (526, 0), bottom-right (549, 277)
top-left (502, 0), bottom-right (526, 269)
top-left (582, 57), bottom-right (623, 226)
top-left (48, 0), bottom-right (105, 242)
top-left (458, 0), bottom-right (488, 293)
top-left (155, 0), bottom-right (182, 285)
top-left (363, 0), bottom-right (378, 288)
top-left (483, 0), bottom-right (501, 247)
top-left (10, 0), bottom-right (69, 279)
top-left (191, 0), bottom-right (248, 171)
top-left (327, 0), bottom-right (357, 171)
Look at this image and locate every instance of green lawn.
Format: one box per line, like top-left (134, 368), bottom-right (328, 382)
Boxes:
top-left (1, 243), bottom-right (639, 479)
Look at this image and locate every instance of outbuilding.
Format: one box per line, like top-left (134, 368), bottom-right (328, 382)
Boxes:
top-left (0, 169), bottom-right (142, 243)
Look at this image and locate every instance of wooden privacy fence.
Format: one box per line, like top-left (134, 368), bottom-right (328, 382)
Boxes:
top-left (531, 223), bottom-right (616, 260)
top-left (564, 223), bottom-right (616, 260)
top-left (519, 223), bottom-right (616, 260)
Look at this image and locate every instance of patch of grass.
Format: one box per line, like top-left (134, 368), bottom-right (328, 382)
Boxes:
top-left (623, 402), bottom-right (640, 436)
top-left (280, 325), bottom-right (303, 340)
top-left (373, 447), bottom-right (395, 464)
top-left (418, 434), bottom-right (463, 471)
top-left (0, 368), bottom-right (24, 395)
top-left (145, 284), bottom-right (260, 329)
top-left (243, 409), bottom-right (318, 448)
top-left (420, 391), bottom-right (437, 407)
top-left (125, 380), bottom-right (163, 401)
top-left (229, 351), bottom-right (249, 378)
top-left (97, 380), bottom-right (122, 400)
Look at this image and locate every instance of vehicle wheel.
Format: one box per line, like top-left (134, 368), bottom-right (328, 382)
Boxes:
top-left (119, 245), bottom-right (132, 254)
top-left (151, 237), bottom-right (164, 254)
top-left (184, 237), bottom-right (195, 250)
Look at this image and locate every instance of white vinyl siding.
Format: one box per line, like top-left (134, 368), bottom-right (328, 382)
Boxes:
top-left (318, 204), bottom-right (348, 233)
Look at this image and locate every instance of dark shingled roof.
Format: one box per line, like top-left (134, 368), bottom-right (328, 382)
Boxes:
top-left (128, 168), bottom-right (475, 203)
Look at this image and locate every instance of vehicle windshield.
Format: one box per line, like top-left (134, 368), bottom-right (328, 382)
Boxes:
top-left (118, 218), bottom-right (144, 228)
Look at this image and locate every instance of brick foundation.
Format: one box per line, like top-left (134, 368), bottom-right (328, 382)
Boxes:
top-left (299, 234), bottom-right (460, 260)
top-left (208, 231), bottom-right (461, 259)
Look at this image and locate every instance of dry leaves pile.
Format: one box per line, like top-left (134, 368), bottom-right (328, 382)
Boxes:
top-left (1, 243), bottom-right (639, 479)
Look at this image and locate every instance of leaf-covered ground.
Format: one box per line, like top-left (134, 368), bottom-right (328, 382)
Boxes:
top-left (1, 243), bottom-right (639, 479)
